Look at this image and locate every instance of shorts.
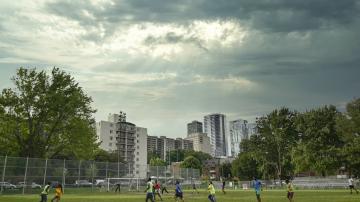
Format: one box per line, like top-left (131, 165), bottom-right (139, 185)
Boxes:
top-left (349, 185), bottom-right (355, 189)
top-left (287, 192), bottom-right (294, 199)
top-left (146, 193), bottom-right (154, 200)
top-left (175, 192), bottom-right (183, 198)
top-left (255, 190), bottom-right (261, 196)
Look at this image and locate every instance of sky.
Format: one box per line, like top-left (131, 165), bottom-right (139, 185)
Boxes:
top-left (0, 0), bottom-right (359, 138)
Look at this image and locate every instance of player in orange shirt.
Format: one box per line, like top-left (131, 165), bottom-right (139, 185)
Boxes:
top-left (51, 183), bottom-right (63, 202)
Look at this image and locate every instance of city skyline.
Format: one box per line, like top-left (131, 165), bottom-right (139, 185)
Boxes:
top-left (0, 1), bottom-right (359, 138)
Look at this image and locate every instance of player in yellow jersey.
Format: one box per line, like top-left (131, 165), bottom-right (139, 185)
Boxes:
top-left (285, 179), bottom-right (294, 202)
top-left (51, 183), bottom-right (63, 202)
top-left (207, 181), bottom-right (216, 202)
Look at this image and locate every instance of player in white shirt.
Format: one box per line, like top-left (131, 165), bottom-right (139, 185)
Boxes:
top-left (349, 177), bottom-right (359, 194)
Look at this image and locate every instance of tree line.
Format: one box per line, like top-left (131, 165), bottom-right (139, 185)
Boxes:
top-left (231, 99), bottom-right (360, 180)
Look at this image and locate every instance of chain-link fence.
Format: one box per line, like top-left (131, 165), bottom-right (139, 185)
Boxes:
top-left (0, 156), bottom-right (200, 194)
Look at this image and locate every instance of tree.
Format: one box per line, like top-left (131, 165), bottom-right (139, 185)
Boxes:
top-left (147, 151), bottom-right (160, 164)
top-left (167, 149), bottom-right (186, 163)
top-left (293, 105), bottom-right (342, 176)
top-left (336, 98), bottom-right (360, 176)
top-left (181, 156), bottom-right (201, 169)
top-left (184, 150), bottom-right (212, 164)
top-left (0, 67), bottom-right (98, 159)
top-left (150, 157), bottom-right (166, 166)
top-left (231, 152), bottom-right (261, 180)
top-left (220, 162), bottom-right (232, 179)
top-left (256, 108), bottom-right (298, 180)
top-left (93, 149), bottom-right (122, 162)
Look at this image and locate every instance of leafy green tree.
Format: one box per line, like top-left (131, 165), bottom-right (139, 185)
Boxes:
top-left (256, 108), bottom-right (298, 180)
top-left (220, 162), bottom-right (232, 178)
top-left (93, 149), bottom-right (122, 162)
top-left (184, 150), bottom-right (212, 164)
top-left (336, 98), bottom-right (360, 176)
top-left (150, 157), bottom-right (166, 166)
top-left (167, 149), bottom-right (186, 163)
top-left (147, 151), bottom-right (160, 164)
top-left (293, 105), bottom-right (342, 176)
top-left (0, 67), bottom-right (98, 159)
top-left (231, 152), bottom-right (261, 180)
top-left (181, 156), bottom-right (201, 169)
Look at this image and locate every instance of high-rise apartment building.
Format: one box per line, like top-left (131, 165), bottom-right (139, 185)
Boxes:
top-left (204, 113), bottom-right (230, 157)
top-left (96, 112), bottom-right (148, 177)
top-left (229, 119), bottom-right (248, 156)
top-left (147, 136), bottom-right (193, 161)
top-left (187, 120), bottom-right (203, 135)
top-left (175, 138), bottom-right (193, 150)
top-left (185, 133), bottom-right (211, 155)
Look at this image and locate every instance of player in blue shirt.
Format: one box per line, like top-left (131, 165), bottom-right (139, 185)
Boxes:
top-left (253, 177), bottom-right (262, 202)
top-left (174, 181), bottom-right (184, 202)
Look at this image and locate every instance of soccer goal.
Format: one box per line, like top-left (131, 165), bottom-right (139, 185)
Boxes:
top-left (105, 177), bottom-right (145, 192)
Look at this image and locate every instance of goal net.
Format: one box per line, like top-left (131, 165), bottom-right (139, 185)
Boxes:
top-left (105, 178), bottom-right (146, 192)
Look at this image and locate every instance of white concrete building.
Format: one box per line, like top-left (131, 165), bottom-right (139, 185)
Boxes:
top-left (185, 133), bottom-right (211, 155)
top-left (96, 114), bottom-right (118, 151)
top-left (204, 113), bottom-right (231, 157)
top-left (134, 127), bottom-right (148, 178)
top-left (96, 113), bottom-right (148, 178)
top-left (229, 119), bottom-right (248, 156)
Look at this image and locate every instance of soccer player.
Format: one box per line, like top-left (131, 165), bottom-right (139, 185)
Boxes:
top-left (285, 179), bottom-right (294, 202)
top-left (253, 177), bottom-right (262, 202)
top-left (161, 182), bottom-right (169, 194)
top-left (192, 181), bottom-right (199, 194)
top-left (221, 180), bottom-right (226, 194)
top-left (40, 182), bottom-right (51, 202)
top-left (145, 178), bottom-right (155, 202)
top-left (175, 181), bottom-right (184, 202)
top-left (51, 183), bottom-right (63, 202)
top-left (349, 176), bottom-right (359, 194)
top-left (115, 182), bottom-right (121, 193)
top-left (154, 180), bottom-right (163, 201)
top-left (207, 181), bottom-right (216, 202)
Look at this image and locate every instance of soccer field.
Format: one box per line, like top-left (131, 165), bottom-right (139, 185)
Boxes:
top-left (0, 190), bottom-right (359, 202)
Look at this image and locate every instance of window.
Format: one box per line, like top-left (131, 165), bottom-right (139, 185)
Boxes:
top-left (136, 171), bottom-right (139, 174)
top-left (110, 130), bottom-right (113, 134)
top-left (110, 136), bottom-right (113, 140)
top-left (137, 140), bottom-right (139, 143)
top-left (110, 123), bottom-right (113, 127)
top-left (137, 152), bottom-right (139, 155)
top-left (109, 143), bottom-right (112, 146)
top-left (136, 158), bottom-right (139, 161)
top-left (137, 146), bottom-right (139, 149)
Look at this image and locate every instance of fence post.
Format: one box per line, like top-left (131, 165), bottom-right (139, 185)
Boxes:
top-left (91, 161), bottom-right (94, 192)
top-left (78, 160), bottom-right (81, 182)
top-left (23, 157), bottom-right (29, 194)
top-left (43, 159), bottom-right (48, 186)
top-left (156, 166), bottom-right (159, 178)
top-left (62, 159), bottom-right (66, 193)
top-left (105, 162), bottom-right (108, 180)
top-left (117, 162), bottom-right (120, 178)
top-left (1, 155), bottom-right (8, 194)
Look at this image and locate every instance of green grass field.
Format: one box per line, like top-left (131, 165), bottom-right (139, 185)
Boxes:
top-left (0, 190), bottom-right (359, 202)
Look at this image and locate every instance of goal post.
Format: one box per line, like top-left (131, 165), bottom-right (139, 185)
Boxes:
top-left (106, 177), bottom-right (143, 192)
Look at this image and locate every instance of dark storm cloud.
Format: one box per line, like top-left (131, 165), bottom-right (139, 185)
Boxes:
top-left (45, 0), bottom-right (360, 34)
